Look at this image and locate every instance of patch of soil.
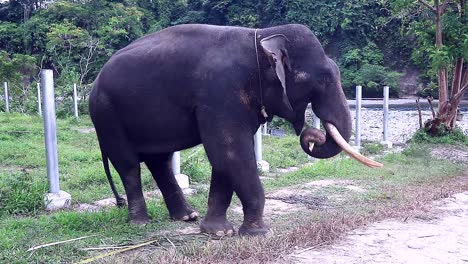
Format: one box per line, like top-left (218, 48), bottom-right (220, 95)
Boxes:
top-left (431, 146), bottom-right (468, 165)
top-left (289, 192), bottom-right (468, 264)
top-left (231, 180), bottom-right (365, 218)
top-left (74, 127), bottom-right (95, 133)
top-left (266, 195), bottom-right (329, 210)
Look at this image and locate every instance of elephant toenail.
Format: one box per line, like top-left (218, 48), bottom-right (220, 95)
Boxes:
top-left (190, 212), bottom-right (199, 219)
top-left (182, 215), bottom-right (189, 221)
top-left (216, 231), bottom-right (225, 236)
top-left (226, 230), bottom-right (234, 236)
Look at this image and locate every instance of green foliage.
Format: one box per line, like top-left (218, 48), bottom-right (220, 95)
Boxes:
top-left (410, 127), bottom-right (468, 146)
top-left (0, 51), bottom-right (38, 113)
top-left (0, 171), bottom-right (47, 217)
top-left (360, 142), bottom-right (384, 156)
top-left (181, 146), bottom-right (211, 183)
top-left (340, 43), bottom-right (402, 97)
top-left (0, 0), bottom-right (437, 115)
top-left (268, 116), bottom-right (295, 134)
top-left (263, 136), bottom-right (310, 169)
top-left (390, 1), bottom-right (468, 96)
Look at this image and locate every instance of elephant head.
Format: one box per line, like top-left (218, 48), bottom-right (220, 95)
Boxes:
top-left (259, 25), bottom-right (382, 168)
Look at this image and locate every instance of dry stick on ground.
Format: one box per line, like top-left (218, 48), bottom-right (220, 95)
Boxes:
top-left (416, 97), bottom-right (423, 129)
top-left (75, 238), bottom-right (160, 264)
top-left (27, 235), bottom-right (97, 252)
top-left (81, 246), bottom-right (132, 251)
top-left (427, 96), bottom-right (436, 118)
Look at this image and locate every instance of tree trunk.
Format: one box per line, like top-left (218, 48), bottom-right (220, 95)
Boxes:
top-left (448, 59), bottom-right (464, 128)
top-left (435, 0), bottom-right (449, 111)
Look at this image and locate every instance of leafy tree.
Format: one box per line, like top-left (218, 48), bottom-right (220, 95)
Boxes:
top-left (391, 0), bottom-right (467, 134)
top-left (340, 43), bottom-right (402, 97)
top-left (0, 51), bottom-right (37, 113)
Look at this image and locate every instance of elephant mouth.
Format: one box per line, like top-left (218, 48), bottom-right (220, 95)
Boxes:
top-left (302, 123), bottom-right (383, 168)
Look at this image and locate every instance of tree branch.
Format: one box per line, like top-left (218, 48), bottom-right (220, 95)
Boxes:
top-left (452, 83), bottom-right (468, 101)
top-left (418, 0), bottom-right (436, 11)
top-left (440, 0), bottom-right (451, 13)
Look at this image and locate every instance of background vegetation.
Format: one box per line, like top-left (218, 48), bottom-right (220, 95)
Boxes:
top-left (3, 0), bottom-right (458, 116)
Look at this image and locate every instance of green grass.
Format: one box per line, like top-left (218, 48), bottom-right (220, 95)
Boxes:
top-left (263, 135), bottom-right (310, 169)
top-left (0, 112), bottom-right (466, 263)
top-left (411, 127), bottom-right (468, 146)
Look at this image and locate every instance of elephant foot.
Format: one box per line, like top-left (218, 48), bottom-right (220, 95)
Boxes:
top-left (129, 215), bottom-right (151, 225)
top-left (238, 222), bottom-right (272, 236)
top-left (169, 205), bottom-right (199, 222)
top-left (116, 197), bottom-right (126, 208)
top-left (200, 217), bottom-right (235, 236)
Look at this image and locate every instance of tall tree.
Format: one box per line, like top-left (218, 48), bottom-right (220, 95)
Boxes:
top-left (392, 0), bottom-right (467, 134)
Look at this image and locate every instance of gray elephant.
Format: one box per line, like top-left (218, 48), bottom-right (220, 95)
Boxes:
top-left (89, 24), bottom-right (382, 236)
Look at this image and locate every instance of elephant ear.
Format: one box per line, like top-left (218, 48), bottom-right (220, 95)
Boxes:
top-left (260, 34), bottom-right (293, 111)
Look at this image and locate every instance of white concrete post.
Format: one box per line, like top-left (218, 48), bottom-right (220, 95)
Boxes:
top-left (355, 85), bottom-right (362, 150)
top-left (308, 110), bottom-right (321, 160)
top-left (382, 86), bottom-right (392, 148)
top-left (37, 83), bottom-right (42, 117)
top-left (172, 151), bottom-right (189, 189)
top-left (172, 151), bottom-right (181, 175)
top-left (254, 127), bottom-right (269, 173)
top-left (262, 123), bottom-right (268, 135)
top-left (254, 128), bottom-right (263, 161)
top-left (3, 82), bottom-right (9, 112)
top-left (41, 69), bottom-right (71, 210)
top-left (73, 83), bottom-right (79, 119)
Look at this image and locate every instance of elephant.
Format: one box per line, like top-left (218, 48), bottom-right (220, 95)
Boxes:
top-left (89, 24), bottom-right (382, 236)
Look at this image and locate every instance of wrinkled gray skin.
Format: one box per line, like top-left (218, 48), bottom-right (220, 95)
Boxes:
top-left (89, 24), bottom-right (351, 236)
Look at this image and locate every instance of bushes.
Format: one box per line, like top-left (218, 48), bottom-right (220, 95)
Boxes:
top-left (340, 43), bottom-right (403, 98)
top-left (410, 127), bottom-right (468, 146)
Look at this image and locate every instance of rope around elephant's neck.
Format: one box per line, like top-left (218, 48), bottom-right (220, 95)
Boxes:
top-left (254, 29), bottom-right (268, 119)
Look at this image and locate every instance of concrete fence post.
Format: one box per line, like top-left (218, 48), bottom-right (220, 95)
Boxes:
top-left (382, 86), bottom-right (392, 148)
top-left (41, 69), bottom-right (71, 210)
top-left (262, 123), bottom-right (268, 135)
top-left (37, 83), bottom-right (42, 117)
top-left (308, 110), bottom-right (321, 160)
top-left (172, 151), bottom-right (189, 189)
top-left (254, 127), bottom-right (269, 173)
top-left (73, 83), bottom-right (79, 119)
top-left (355, 85), bottom-right (362, 150)
top-left (3, 82), bottom-right (9, 112)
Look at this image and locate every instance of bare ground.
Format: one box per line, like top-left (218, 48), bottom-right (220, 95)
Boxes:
top-left (285, 147), bottom-right (468, 264)
top-left (289, 192), bottom-right (468, 264)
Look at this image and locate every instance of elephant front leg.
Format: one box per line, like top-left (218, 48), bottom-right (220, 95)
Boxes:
top-left (231, 161), bottom-right (270, 236)
top-left (214, 153), bottom-right (269, 236)
top-left (199, 128), bottom-right (270, 236)
top-left (200, 168), bottom-right (235, 236)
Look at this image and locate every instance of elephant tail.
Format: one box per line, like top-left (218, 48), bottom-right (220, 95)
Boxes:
top-left (102, 152), bottom-right (126, 207)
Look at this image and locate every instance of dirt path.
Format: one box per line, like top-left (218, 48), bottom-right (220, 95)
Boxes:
top-left (289, 192), bottom-right (468, 264)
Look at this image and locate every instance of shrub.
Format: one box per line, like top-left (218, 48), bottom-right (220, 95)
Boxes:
top-left (410, 127), bottom-right (468, 146)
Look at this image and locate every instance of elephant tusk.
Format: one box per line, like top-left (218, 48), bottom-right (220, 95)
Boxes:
top-left (324, 123), bottom-right (384, 168)
top-left (309, 142), bottom-right (315, 152)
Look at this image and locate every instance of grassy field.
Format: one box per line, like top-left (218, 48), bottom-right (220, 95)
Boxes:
top-left (0, 112), bottom-right (467, 263)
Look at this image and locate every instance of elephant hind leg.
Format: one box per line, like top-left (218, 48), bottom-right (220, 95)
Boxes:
top-left (120, 165), bottom-right (151, 224)
top-left (93, 112), bottom-right (149, 224)
top-left (144, 153), bottom-right (198, 221)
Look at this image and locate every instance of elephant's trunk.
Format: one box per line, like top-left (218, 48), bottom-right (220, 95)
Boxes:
top-left (300, 97), bottom-right (383, 168)
top-left (305, 93), bottom-right (352, 159)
